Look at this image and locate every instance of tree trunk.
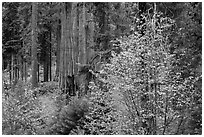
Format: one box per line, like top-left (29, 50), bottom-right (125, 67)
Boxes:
top-left (59, 3), bottom-right (65, 92)
top-left (55, 19), bottom-right (61, 81)
top-left (44, 58), bottom-right (48, 82)
top-left (37, 62), bottom-right (39, 82)
top-left (72, 3), bottom-right (79, 94)
top-left (82, 3), bottom-right (88, 95)
top-left (66, 3), bottom-right (74, 96)
top-left (24, 61), bottom-right (27, 82)
top-left (11, 53), bottom-right (14, 84)
top-left (49, 25), bottom-right (52, 81)
top-left (14, 54), bottom-right (18, 83)
top-left (20, 56), bottom-right (23, 81)
top-left (82, 3), bottom-right (87, 65)
top-left (19, 56), bottom-right (23, 81)
top-left (9, 59), bottom-right (12, 85)
top-left (60, 2), bottom-right (73, 96)
top-left (72, 3), bottom-right (78, 75)
top-left (31, 2), bottom-right (38, 88)
top-left (78, 4), bottom-right (84, 67)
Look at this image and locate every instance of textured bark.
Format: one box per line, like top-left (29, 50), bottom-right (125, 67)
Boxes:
top-left (49, 26), bottom-right (52, 81)
top-left (60, 2), bottom-right (66, 92)
top-left (72, 3), bottom-right (79, 94)
top-left (37, 62), bottom-right (39, 82)
top-left (78, 4), bottom-right (83, 67)
top-left (31, 2), bottom-right (38, 88)
top-left (82, 3), bottom-right (87, 65)
top-left (73, 3), bottom-right (79, 75)
top-left (11, 54), bottom-right (14, 84)
top-left (19, 56), bottom-right (23, 81)
top-left (55, 19), bottom-right (61, 81)
top-left (24, 61), bottom-right (27, 82)
top-left (44, 58), bottom-right (48, 82)
top-left (59, 3), bottom-right (97, 98)
top-left (60, 3), bottom-right (75, 96)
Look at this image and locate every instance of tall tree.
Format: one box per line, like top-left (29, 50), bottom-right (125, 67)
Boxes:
top-left (59, 2), bottom-right (75, 97)
top-left (55, 18), bottom-right (61, 81)
top-left (31, 2), bottom-right (38, 88)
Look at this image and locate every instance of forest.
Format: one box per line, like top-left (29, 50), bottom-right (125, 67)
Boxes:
top-left (2, 2), bottom-right (202, 135)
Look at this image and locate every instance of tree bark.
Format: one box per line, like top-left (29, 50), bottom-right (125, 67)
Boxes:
top-left (55, 19), bottom-right (61, 81)
top-left (20, 56), bottom-right (23, 81)
top-left (66, 3), bottom-right (74, 96)
top-left (49, 25), bottom-right (52, 81)
top-left (59, 3), bottom-right (65, 92)
top-left (37, 62), bottom-right (39, 82)
top-left (73, 3), bottom-right (79, 75)
top-left (24, 61), bottom-right (27, 82)
top-left (60, 2), bottom-right (73, 97)
top-left (11, 53), bottom-right (14, 84)
top-left (72, 3), bottom-right (79, 94)
top-left (82, 3), bottom-right (87, 65)
top-left (31, 2), bottom-right (38, 88)
top-left (44, 62), bottom-right (48, 82)
top-left (78, 4), bottom-right (84, 67)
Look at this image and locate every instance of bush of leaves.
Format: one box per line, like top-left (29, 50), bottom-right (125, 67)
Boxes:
top-left (49, 96), bottom-right (89, 135)
top-left (2, 81), bottom-right (41, 135)
top-left (70, 81), bottom-right (117, 135)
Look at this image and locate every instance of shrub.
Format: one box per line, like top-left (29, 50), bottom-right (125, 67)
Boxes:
top-left (49, 96), bottom-right (89, 135)
top-left (2, 81), bottom-right (41, 135)
top-left (71, 81), bottom-right (117, 135)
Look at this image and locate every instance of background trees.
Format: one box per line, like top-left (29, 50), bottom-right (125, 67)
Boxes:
top-left (2, 2), bottom-right (202, 135)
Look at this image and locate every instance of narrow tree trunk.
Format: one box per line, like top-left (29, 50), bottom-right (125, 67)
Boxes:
top-left (153, 83), bottom-right (157, 135)
top-left (20, 56), bottom-right (23, 81)
top-left (72, 3), bottom-right (79, 94)
top-left (153, 4), bottom-right (157, 135)
top-left (49, 25), bottom-right (52, 81)
top-left (55, 19), bottom-right (61, 81)
top-left (14, 55), bottom-right (18, 83)
top-left (89, 12), bottom-right (96, 69)
top-left (78, 4), bottom-right (83, 67)
top-left (15, 55), bottom-right (18, 81)
top-left (37, 62), bottom-right (39, 82)
top-left (11, 53), bottom-right (14, 84)
top-left (17, 56), bottom-right (20, 80)
top-left (31, 2), bottom-right (38, 88)
top-left (24, 61), bottom-right (27, 82)
top-left (9, 60), bottom-right (12, 85)
top-left (82, 3), bottom-right (87, 65)
top-left (82, 3), bottom-right (89, 95)
top-left (64, 3), bottom-right (69, 95)
top-left (44, 59), bottom-right (48, 82)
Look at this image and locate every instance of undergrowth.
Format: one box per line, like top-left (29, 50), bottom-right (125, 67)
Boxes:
top-left (2, 81), bottom-right (89, 135)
